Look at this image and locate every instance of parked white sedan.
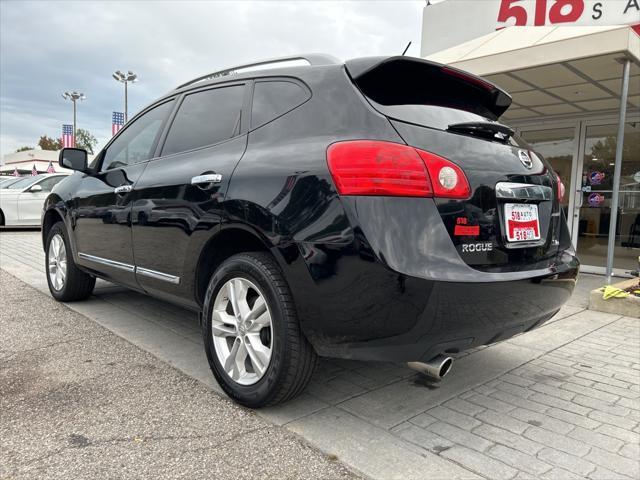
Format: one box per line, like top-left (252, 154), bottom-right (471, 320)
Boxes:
top-left (0, 174), bottom-right (69, 226)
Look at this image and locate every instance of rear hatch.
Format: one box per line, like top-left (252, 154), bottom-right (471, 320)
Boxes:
top-left (345, 56), bottom-right (568, 272)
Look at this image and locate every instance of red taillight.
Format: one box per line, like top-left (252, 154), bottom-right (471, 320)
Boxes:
top-left (416, 149), bottom-right (471, 199)
top-left (556, 173), bottom-right (565, 201)
top-left (326, 140), bottom-right (470, 199)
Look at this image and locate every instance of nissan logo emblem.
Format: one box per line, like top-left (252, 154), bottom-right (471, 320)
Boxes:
top-left (518, 150), bottom-right (533, 169)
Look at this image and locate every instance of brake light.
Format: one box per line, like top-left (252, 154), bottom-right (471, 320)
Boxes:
top-left (416, 149), bottom-right (471, 199)
top-left (556, 173), bottom-right (565, 201)
top-left (326, 140), bottom-right (470, 199)
top-left (441, 66), bottom-right (494, 92)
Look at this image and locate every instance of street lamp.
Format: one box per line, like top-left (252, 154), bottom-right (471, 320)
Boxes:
top-left (61, 91), bottom-right (85, 142)
top-left (112, 70), bottom-right (138, 122)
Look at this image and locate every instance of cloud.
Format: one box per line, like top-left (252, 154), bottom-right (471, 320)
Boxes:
top-left (0, 0), bottom-right (423, 158)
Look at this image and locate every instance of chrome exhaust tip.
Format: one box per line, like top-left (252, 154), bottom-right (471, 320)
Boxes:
top-left (407, 355), bottom-right (453, 380)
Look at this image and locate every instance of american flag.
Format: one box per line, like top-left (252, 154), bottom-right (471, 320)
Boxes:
top-left (112, 111), bottom-right (125, 136)
top-left (62, 124), bottom-right (74, 148)
top-left (47, 161), bottom-right (56, 173)
top-left (31, 164), bottom-right (38, 176)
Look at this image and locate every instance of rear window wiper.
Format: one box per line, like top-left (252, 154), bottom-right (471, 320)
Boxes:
top-left (447, 121), bottom-right (514, 142)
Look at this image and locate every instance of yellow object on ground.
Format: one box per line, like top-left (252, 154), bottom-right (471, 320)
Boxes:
top-left (601, 286), bottom-right (630, 300)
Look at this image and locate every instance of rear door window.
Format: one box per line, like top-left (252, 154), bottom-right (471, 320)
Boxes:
top-left (251, 80), bottom-right (309, 128)
top-left (162, 85), bottom-right (244, 156)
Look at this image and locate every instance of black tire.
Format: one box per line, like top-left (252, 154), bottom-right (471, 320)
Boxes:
top-left (0, 209), bottom-right (4, 226)
top-left (202, 252), bottom-right (317, 408)
top-left (45, 221), bottom-right (95, 301)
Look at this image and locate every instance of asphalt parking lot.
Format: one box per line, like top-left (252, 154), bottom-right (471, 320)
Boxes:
top-left (1, 230), bottom-right (639, 480)
top-left (0, 270), bottom-right (357, 480)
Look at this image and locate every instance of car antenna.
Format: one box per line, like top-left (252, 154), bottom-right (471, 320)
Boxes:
top-left (402, 41), bottom-right (412, 56)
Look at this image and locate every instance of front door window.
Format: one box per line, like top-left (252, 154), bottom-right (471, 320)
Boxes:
top-left (101, 100), bottom-right (174, 171)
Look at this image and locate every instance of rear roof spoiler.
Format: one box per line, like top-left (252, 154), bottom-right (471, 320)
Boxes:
top-left (345, 56), bottom-right (512, 119)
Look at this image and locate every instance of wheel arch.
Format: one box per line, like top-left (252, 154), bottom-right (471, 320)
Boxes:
top-left (41, 195), bottom-right (68, 249)
top-left (194, 223), bottom-right (282, 306)
top-left (42, 208), bottom-right (64, 246)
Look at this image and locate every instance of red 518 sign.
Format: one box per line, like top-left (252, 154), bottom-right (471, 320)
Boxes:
top-left (498, 0), bottom-right (586, 26)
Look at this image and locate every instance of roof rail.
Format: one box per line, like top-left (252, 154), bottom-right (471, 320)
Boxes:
top-left (175, 54), bottom-right (341, 90)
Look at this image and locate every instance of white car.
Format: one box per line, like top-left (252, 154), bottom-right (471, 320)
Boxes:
top-left (0, 174), bottom-right (69, 227)
top-left (0, 177), bottom-right (23, 189)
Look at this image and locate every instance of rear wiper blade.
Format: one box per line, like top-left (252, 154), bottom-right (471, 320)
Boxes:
top-left (447, 121), bottom-right (514, 141)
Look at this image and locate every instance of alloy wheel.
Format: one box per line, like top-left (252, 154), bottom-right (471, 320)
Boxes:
top-left (48, 234), bottom-right (67, 291)
top-left (211, 277), bottom-right (273, 385)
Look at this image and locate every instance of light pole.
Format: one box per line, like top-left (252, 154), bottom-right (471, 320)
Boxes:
top-left (112, 70), bottom-right (138, 122)
top-left (62, 91), bottom-right (85, 143)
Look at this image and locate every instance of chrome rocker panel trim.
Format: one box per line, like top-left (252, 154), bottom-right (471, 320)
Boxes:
top-left (78, 252), bottom-right (135, 273)
top-left (136, 266), bottom-right (180, 284)
top-left (78, 253), bottom-right (180, 284)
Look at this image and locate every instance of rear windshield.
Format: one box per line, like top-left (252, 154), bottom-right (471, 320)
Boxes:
top-left (373, 101), bottom-right (526, 147)
top-left (370, 101), bottom-right (492, 132)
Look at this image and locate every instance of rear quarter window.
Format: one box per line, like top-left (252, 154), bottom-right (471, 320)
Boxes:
top-left (251, 80), bottom-right (309, 128)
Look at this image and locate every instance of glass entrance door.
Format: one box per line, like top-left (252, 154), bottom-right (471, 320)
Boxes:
top-left (575, 122), bottom-right (640, 272)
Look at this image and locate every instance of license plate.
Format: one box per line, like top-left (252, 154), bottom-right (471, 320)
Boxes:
top-left (504, 203), bottom-right (540, 242)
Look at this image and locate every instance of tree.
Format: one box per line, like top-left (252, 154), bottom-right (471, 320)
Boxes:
top-left (75, 129), bottom-right (98, 154)
top-left (590, 133), bottom-right (638, 163)
top-left (15, 146), bottom-right (34, 152)
top-left (38, 135), bottom-right (62, 151)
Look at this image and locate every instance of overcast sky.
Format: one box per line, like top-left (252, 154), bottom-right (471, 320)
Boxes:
top-left (0, 0), bottom-right (424, 158)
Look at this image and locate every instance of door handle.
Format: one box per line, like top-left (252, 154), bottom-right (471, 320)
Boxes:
top-left (191, 173), bottom-right (222, 186)
top-left (114, 185), bottom-right (132, 195)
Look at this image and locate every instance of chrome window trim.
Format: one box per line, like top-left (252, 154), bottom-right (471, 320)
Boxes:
top-left (78, 253), bottom-right (135, 272)
top-left (136, 267), bottom-right (180, 285)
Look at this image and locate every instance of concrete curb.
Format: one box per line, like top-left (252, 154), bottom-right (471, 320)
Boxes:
top-left (589, 279), bottom-right (640, 319)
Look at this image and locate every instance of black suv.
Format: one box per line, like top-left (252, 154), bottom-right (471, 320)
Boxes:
top-left (44, 55), bottom-right (579, 407)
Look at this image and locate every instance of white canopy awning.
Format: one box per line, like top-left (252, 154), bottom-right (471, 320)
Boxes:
top-left (425, 25), bottom-right (640, 122)
top-left (0, 160), bottom-right (71, 174)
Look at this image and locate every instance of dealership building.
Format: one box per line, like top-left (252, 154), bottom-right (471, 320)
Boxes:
top-left (0, 149), bottom-right (72, 175)
top-left (422, 1), bottom-right (639, 278)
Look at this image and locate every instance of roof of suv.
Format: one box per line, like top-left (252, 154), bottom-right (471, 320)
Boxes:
top-left (155, 54), bottom-right (511, 121)
top-left (172, 54), bottom-right (341, 94)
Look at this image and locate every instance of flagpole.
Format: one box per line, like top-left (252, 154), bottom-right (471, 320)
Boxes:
top-left (113, 70), bottom-right (138, 123)
top-left (73, 101), bottom-right (76, 144)
top-left (62, 91), bottom-right (85, 147)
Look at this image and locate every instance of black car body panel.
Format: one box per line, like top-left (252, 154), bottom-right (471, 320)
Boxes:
top-left (44, 55), bottom-right (578, 364)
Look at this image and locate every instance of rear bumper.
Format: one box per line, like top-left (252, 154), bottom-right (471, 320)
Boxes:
top-left (286, 196), bottom-right (579, 363)
top-left (312, 260), bottom-right (578, 362)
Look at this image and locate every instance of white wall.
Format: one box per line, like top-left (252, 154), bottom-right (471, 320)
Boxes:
top-left (2, 149), bottom-right (59, 167)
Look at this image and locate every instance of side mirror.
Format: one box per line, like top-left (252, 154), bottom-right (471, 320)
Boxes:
top-left (59, 148), bottom-right (88, 172)
top-left (29, 184), bottom-right (43, 193)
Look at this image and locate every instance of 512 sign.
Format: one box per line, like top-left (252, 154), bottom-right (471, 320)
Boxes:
top-left (497, 0), bottom-right (640, 27)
